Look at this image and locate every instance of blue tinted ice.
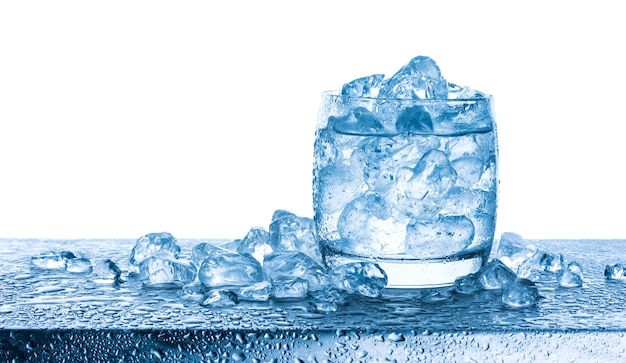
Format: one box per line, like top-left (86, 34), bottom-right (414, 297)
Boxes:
top-left (379, 55), bottom-right (448, 99)
top-left (341, 74), bottom-right (384, 98)
top-left (271, 277), bottom-right (309, 300)
top-left (201, 289), bottom-right (239, 307)
top-left (496, 232), bottom-right (538, 272)
top-left (558, 262), bottom-right (584, 288)
top-left (268, 210), bottom-right (323, 265)
top-left (405, 215), bottom-right (474, 258)
top-left (477, 259), bottom-right (517, 290)
top-left (92, 259), bottom-right (122, 283)
top-left (395, 105), bottom-right (433, 134)
top-left (454, 273), bottom-right (483, 295)
top-left (30, 251), bottom-right (75, 270)
top-left (138, 255), bottom-right (196, 288)
top-left (65, 257), bottom-right (92, 274)
top-left (329, 107), bottom-right (387, 136)
top-left (128, 232), bottom-right (181, 273)
top-left (263, 252), bottom-right (329, 292)
top-left (235, 281), bottom-right (272, 302)
top-left (337, 193), bottom-right (407, 255)
top-left (502, 278), bottom-right (540, 308)
top-left (329, 262), bottom-right (387, 298)
top-left (197, 249), bottom-right (264, 289)
top-left (237, 227), bottom-right (273, 265)
top-left (191, 242), bottom-right (227, 268)
top-left (605, 264), bottom-right (626, 280)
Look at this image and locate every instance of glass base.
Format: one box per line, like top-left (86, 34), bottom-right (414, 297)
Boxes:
top-left (323, 249), bottom-right (488, 288)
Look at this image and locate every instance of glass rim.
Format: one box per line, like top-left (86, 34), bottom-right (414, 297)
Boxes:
top-left (322, 90), bottom-right (493, 103)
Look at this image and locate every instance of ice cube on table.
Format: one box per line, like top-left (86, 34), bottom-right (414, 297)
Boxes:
top-left (605, 264), bottom-right (626, 280)
top-left (341, 74), bottom-right (385, 98)
top-left (309, 289), bottom-right (346, 313)
top-left (502, 278), bottom-right (540, 308)
top-left (237, 227), bottom-right (273, 265)
top-left (477, 259), bottom-right (517, 290)
top-left (496, 232), bottom-right (537, 272)
top-left (198, 250), bottom-right (264, 289)
top-left (263, 252), bottom-right (329, 292)
top-left (235, 281), bottom-right (272, 302)
top-left (92, 259), bottom-right (122, 283)
top-left (30, 251), bottom-right (75, 270)
top-left (139, 255), bottom-right (196, 288)
top-left (129, 232), bottom-right (181, 274)
top-left (271, 277), bottom-right (309, 301)
top-left (330, 262), bottom-right (387, 298)
top-left (201, 290), bottom-right (239, 307)
top-left (191, 242), bottom-right (230, 268)
top-left (269, 210), bottom-right (323, 265)
top-left (454, 272), bottom-right (483, 295)
top-left (379, 55), bottom-right (448, 99)
top-left (558, 261), bottom-right (584, 287)
top-left (66, 258), bottom-right (92, 274)
top-left (405, 215), bottom-right (474, 258)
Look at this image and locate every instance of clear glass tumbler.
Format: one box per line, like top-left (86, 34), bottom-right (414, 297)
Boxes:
top-left (313, 91), bottom-right (498, 288)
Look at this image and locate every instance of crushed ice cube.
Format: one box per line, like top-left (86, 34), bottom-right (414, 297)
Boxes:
top-left (329, 262), bottom-right (387, 298)
top-left (502, 278), bottom-right (540, 308)
top-left (379, 55), bottom-right (448, 99)
top-left (605, 264), bottom-right (626, 280)
top-left (30, 251), bottom-right (75, 270)
top-left (263, 252), bottom-right (329, 292)
top-left (66, 258), bottom-right (92, 274)
top-left (237, 227), bottom-right (273, 265)
top-left (235, 281), bottom-right (272, 302)
top-left (395, 105), bottom-right (433, 134)
top-left (496, 232), bottom-right (537, 272)
top-left (269, 210), bottom-right (323, 265)
top-left (454, 273), bottom-right (483, 295)
top-left (92, 259), bottom-right (122, 283)
top-left (309, 289), bottom-right (345, 313)
top-left (337, 193), bottom-right (407, 255)
top-left (201, 290), bottom-right (239, 307)
top-left (477, 259), bottom-right (517, 290)
top-left (197, 249), bottom-right (264, 289)
top-left (139, 255), bottom-right (196, 288)
top-left (405, 215), bottom-right (474, 258)
top-left (271, 277), bottom-right (309, 300)
top-left (393, 149), bottom-right (457, 218)
top-left (191, 242), bottom-right (229, 268)
top-left (341, 74), bottom-right (384, 98)
top-left (557, 261), bottom-right (584, 288)
top-left (329, 107), bottom-right (386, 136)
top-left (129, 232), bottom-right (181, 274)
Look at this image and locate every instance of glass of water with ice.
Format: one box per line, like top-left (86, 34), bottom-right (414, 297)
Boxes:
top-left (313, 56), bottom-right (498, 288)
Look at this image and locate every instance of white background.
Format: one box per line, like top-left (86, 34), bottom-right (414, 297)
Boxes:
top-left (1, 1), bottom-right (624, 240)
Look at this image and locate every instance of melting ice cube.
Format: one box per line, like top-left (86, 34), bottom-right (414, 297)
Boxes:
top-left (330, 262), bottom-right (387, 298)
top-left (557, 261), bottom-right (584, 288)
top-left (269, 210), bottom-right (323, 265)
top-left (139, 255), bottom-right (196, 288)
top-left (405, 215), bottom-right (474, 258)
top-left (502, 278), bottom-right (539, 308)
top-left (92, 259), bottom-right (122, 283)
top-left (477, 259), bottom-right (517, 290)
top-left (66, 258), bottom-right (92, 274)
top-left (237, 227), bottom-right (273, 265)
top-left (197, 249), bottom-right (264, 289)
top-left (605, 264), bottom-right (626, 280)
top-left (271, 277), bottom-right (309, 301)
top-left (341, 74), bottom-right (385, 98)
top-left (30, 251), bottom-right (76, 270)
top-left (379, 55), bottom-right (448, 99)
top-left (337, 193), bottom-right (407, 256)
top-left (263, 252), bottom-right (329, 292)
top-left (129, 232), bottom-right (181, 274)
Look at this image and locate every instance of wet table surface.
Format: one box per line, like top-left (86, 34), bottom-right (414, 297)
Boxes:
top-left (1, 238), bottom-right (626, 362)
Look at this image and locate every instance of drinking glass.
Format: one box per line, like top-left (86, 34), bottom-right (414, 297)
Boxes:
top-left (313, 91), bottom-right (498, 288)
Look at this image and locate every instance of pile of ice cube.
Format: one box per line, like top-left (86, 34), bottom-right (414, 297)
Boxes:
top-left (455, 232), bottom-right (585, 308)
